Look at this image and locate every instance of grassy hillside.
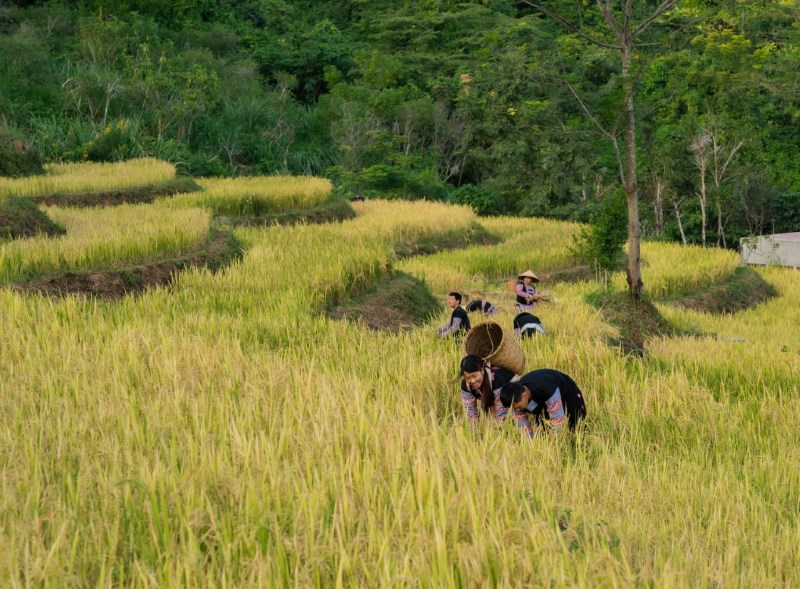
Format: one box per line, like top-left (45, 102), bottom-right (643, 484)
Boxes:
top-left (1, 163), bottom-right (798, 587)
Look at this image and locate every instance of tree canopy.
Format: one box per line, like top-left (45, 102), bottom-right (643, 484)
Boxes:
top-left (1, 0), bottom-right (799, 247)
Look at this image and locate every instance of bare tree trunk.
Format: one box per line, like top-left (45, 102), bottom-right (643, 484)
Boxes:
top-left (699, 177), bottom-right (707, 246)
top-left (653, 178), bottom-right (664, 236)
top-left (716, 199), bottom-right (725, 247)
top-left (621, 46), bottom-right (642, 297)
top-left (673, 200), bottom-right (687, 245)
top-left (692, 132), bottom-right (709, 246)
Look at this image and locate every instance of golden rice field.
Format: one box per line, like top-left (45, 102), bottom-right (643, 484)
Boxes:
top-left (1, 168), bottom-right (799, 587)
top-left (0, 204), bottom-right (209, 283)
top-left (0, 158), bottom-right (176, 199)
top-left (398, 216), bottom-right (581, 295)
top-left (615, 241), bottom-right (741, 298)
top-left (164, 176), bottom-right (333, 216)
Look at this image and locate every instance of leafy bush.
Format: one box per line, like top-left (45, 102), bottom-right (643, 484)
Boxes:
top-left (448, 184), bottom-right (500, 216)
top-left (0, 142), bottom-right (44, 177)
top-left (570, 189), bottom-right (628, 271)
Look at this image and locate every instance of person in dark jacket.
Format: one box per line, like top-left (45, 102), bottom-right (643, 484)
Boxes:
top-left (513, 312), bottom-right (546, 338)
top-left (437, 292), bottom-right (471, 338)
top-left (499, 369), bottom-right (587, 433)
top-left (465, 299), bottom-right (496, 317)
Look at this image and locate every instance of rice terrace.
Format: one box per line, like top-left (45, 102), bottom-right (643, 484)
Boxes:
top-left (2, 1), bottom-right (800, 587)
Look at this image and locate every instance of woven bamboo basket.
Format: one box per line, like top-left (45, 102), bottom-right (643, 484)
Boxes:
top-left (463, 321), bottom-right (525, 374)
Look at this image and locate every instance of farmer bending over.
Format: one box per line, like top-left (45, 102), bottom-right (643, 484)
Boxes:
top-left (458, 355), bottom-right (536, 438)
top-left (499, 369), bottom-right (587, 433)
top-left (513, 312), bottom-right (546, 338)
top-left (437, 292), bottom-right (471, 338)
top-left (465, 299), bottom-right (496, 316)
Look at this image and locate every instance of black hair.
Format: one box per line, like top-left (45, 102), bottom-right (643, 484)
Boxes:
top-left (459, 354), bottom-right (493, 414)
top-left (449, 291), bottom-right (462, 303)
top-left (499, 382), bottom-right (526, 408)
top-left (460, 354), bottom-right (483, 373)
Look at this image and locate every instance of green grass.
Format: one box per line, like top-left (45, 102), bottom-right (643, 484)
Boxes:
top-left (327, 270), bottom-right (442, 331)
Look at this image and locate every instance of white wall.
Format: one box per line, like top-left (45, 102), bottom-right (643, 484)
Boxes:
top-left (741, 234), bottom-right (800, 268)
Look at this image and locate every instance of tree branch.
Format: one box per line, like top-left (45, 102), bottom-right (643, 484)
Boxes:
top-left (631, 0), bottom-right (680, 40)
top-left (595, 0), bottom-right (623, 43)
top-left (519, 0), bottom-right (621, 49)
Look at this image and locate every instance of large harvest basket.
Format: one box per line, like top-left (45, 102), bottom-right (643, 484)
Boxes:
top-left (463, 321), bottom-right (525, 374)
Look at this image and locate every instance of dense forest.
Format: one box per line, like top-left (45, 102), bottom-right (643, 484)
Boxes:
top-left (2, 0), bottom-right (799, 247)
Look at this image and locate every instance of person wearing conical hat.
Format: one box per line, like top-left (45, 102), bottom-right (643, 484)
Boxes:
top-left (515, 270), bottom-right (540, 313)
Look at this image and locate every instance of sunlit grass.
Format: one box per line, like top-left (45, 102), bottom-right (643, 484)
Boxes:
top-left (0, 198), bottom-right (798, 586)
top-left (399, 216), bottom-right (581, 295)
top-left (613, 241), bottom-right (741, 298)
top-left (0, 158), bottom-right (176, 199)
top-left (164, 176), bottom-right (333, 215)
top-left (0, 203), bottom-right (209, 283)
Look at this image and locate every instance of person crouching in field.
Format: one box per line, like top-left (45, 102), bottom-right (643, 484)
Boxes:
top-left (465, 298), bottom-right (496, 317)
top-left (513, 312), bottom-right (546, 338)
top-left (499, 369), bottom-right (586, 433)
top-left (515, 270), bottom-right (540, 312)
top-left (437, 292), bottom-right (471, 338)
top-left (458, 355), bottom-right (536, 439)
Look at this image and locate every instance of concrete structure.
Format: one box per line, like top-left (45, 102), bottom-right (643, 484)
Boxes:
top-left (741, 232), bottom-right (800, 268)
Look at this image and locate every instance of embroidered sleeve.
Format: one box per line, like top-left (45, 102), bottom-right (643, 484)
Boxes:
top-left (515, 283), bottom-right (528, 298)
top-left (490, 391), bottom-right (534, 439)
top-left (460, 387), bottom-right (479, 428)
top-left (544, 388), bottom-right (566, 433)
top-left (510, 408), bottom-right (534, 439)
top-left (492, 392), bottom-right (508, 423)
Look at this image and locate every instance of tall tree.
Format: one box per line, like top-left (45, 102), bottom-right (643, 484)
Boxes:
top-left (521, 0), bottom-right (680, 298)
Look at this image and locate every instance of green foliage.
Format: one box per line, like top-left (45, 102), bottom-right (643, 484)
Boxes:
top-left (771, 192), bottom-right (800, 233)
top-left (0, 0), bottom-right (799, 243)
top-left (0, 143), bottom-right (43, 177)
top-left (571, 189), bottom-right (628, 271)
top-left (448, 184), bottom-right (499, 216)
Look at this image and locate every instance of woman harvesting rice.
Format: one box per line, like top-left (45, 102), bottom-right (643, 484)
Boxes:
top-left (458, 354), bottom-right (537, 439)
top-left (499, 369), bottom-right (587, 433)
top-left (515, 270), bottom-right (541, 312)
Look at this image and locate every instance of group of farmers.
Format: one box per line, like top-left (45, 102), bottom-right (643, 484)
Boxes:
top-left (437, 270), bottom-right (587, 438)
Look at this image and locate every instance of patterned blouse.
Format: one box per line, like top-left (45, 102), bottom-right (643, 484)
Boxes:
top-left (459, 366), bottom-right (534, 439)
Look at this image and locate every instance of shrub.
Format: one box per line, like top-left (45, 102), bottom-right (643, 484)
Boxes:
top-left (448, 184), bottom-right (500, 216)
top-left (570, 188), bottom-right (628, 271)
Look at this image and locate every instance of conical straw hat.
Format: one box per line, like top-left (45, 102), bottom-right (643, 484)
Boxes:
top-left (517, 270), bottom-right (539, 282)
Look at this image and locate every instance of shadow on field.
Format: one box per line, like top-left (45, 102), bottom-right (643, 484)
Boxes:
top-left (229, 198), bottom-right (356, 227)
top-left (30, 176), bottom-right (200, 208)
top-left (0, 196), bottom-right (65, 240)
top-left (14, 227), bottom-right (243, 300)
top-left (664, 266), bottom-right (777, 314)
top-left (587, 266), bottom-right (776, 356)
